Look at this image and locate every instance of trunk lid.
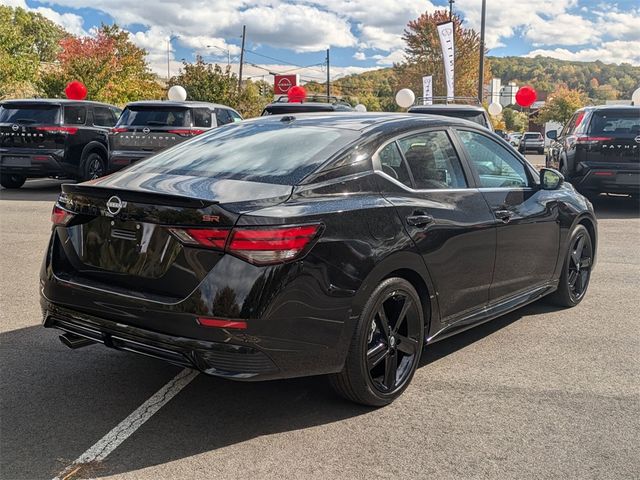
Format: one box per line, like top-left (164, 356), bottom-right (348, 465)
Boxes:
top-left (53, 175), bottom-right (292, 299)
top-left (0, 102), bottom-right (63, 150)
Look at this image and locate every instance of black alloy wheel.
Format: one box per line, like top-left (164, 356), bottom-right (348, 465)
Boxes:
top-left (330, 277), bottom-right (424, 406)
top-left (0, 174), bottom-right (27, 189)
top-left (83, 153), bottom-right (106, 181)
top-left (549, 224), bottom-right (593, 307)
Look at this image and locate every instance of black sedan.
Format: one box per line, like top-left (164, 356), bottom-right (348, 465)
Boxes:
top-left (40, 113), bottom-right (597, 406)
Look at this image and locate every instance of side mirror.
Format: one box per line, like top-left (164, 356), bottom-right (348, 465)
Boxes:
top-left (540, 168), bottom-right (564, 190)
top-left (546, 130), bottom-right (558, 140)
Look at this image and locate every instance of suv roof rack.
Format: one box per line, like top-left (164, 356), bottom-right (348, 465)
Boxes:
top-left (274, 94), bottom-right (351, 106)
top-left (413, 96), bottom-right (482, 106)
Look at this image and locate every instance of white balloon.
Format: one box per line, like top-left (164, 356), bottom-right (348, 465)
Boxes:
top-left (167, 85), bottom-right (187, 101)
top-left (354, 104), bottom-right (367, 112)
top-left (395, 88), bottom-right (415, 109)
top-left (488, 102), bottom-right (503, 116)
top-left (632, 87), bottom-right (640, 106)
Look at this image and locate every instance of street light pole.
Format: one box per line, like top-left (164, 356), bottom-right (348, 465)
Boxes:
top-left (477, 0), bottom-right (486, 102)
top-left (326, 48), bottom-right (330, 98)
top-left (449, 0), bottom-right (455, 20)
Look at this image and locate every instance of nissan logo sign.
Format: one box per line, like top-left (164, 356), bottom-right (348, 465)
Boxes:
top-left (106, 196), bottom-right (126, 216)
top-left (11, 124), bottom-right (19, 132)
top-left (142, 127), bottom-right (150, 134)
top-left (635, 135), bottom-right (640, 144)
top-left (277, 77), bottom-right (292, 92)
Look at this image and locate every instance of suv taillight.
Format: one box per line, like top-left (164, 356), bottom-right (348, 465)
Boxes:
top-left (576, 136), bottom-right (613, 145)
top-left (51, 205), bottom-right (75, 225)
top-left (169, 224), bottom-right (322, 265)
top-left (36, 126), bottom-right (78, 135)
top-left (167, 129), bottom-right (206, 137)
top-left (110, 127), bottom-right (128, 135)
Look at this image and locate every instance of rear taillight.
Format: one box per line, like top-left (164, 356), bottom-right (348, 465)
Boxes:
top-left (51, 205), bottom-right (74, 226)
top-left (197, 317), bottom-right (247, 329)
top-left (110, 127), bottom-right (128, 135)
top-left (576, 136), bottom-right (613, 145)
top-left (36, 126), bottom-right (78, 135)
top-left (169, 224), bottom-right (322, 265)
top-left (167, 129), bottom-right (206, 137)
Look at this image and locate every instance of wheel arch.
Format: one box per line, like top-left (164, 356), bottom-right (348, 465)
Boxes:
top-left (80, 141), bottom-right (108, 164)
top-left (576, 214), bottom-right (598, 266)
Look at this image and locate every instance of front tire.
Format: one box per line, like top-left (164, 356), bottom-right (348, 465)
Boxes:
top-left (330, 277), bottom-right (424, 407)
top-left (0, 174), bottom-right (26, 189)
top-left (548, 225), bottom-right (593, 307)
top-left (82, 152), bottom-right (106, 181)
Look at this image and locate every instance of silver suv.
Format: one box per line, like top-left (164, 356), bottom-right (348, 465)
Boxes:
top-left (518, 132), bottom-right (544, 154)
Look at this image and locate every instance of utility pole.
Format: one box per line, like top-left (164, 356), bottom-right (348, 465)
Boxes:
top-left (326, 48), bottom-right (330, 98)
top-left (477, 0), bottom-right (486, 102)
top-left (238, 25), bottom-right (246, 92)
top-left (449, 0), bottom-right (454, 20)
top-left (167, 37), bottom-right (171, 81)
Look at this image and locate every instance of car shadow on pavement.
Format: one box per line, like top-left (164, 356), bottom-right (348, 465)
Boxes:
top-left (0, 180), bottom-right (68, 202)
top-left (591, 194), bottom-right (639, 220)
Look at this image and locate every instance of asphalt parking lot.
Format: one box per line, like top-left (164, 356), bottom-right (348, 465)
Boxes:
top-left (1, 159), bottom-right (639, 479)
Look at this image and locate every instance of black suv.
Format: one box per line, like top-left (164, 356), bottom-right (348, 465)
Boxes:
top-left (261, 95), bottom-right (354, 115)
top-left (546, 105), bottom-right (640, 197)
top-left (408, 97), bottom-right (493, 131)
top-left (0, 99), bottom-right (120, 188)
top-left (109, 101), bottom-right (242, 170)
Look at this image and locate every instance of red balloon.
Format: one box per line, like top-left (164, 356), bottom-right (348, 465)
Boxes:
top-left (65, 81), bottom-right (87, 100)
top-left (515, 85), bottom-right (537, 108)
top-left (287, 85), bottom-right (306, 103)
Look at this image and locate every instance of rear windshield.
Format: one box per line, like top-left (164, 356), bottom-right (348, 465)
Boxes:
top-left (411, 109), bottom-right (487, 127)
top-left (589, 110), bottom-right (640, 135)
top-left (117, 106), bottom-right (190, 127)
top-left (524, 133), bottom-right (542, 139)
top-left (124, 122), bottom-right (359, 185)
top-left (0, 104), bottom-right (60, 124)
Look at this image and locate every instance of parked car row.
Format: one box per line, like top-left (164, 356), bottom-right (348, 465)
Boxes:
top-left (0, 98), bottom-right (242, 188)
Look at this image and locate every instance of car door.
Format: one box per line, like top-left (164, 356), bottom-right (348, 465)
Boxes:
top-left (374, 129), bottom-right (496, 323)
top-left (454, 128), bottom-right (560, 303)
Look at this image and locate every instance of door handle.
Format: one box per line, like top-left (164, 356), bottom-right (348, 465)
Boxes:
top-left (494, 209), bottom-right (513, 223)
top-left (406, 213), bottom-right (435, 227)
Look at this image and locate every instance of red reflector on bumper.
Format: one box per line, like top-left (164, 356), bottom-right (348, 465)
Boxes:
top-left (593, 171), bottom-right (615, 176)
top-left (197, 317), bottom-right (247, 329)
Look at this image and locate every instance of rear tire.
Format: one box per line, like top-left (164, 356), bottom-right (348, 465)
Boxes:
top-left (82, 152), bottom-right (106, 181)
top-left (330, 277), bottom-right (424, 407)
top-left (0, 174), bottom-right (26, 189)
top-left (548, 225), bottom-right (593, 308)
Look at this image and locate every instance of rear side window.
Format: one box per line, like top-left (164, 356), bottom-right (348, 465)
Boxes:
top-left (397, 131), bottom-right (467, 189)
top-left (411, 109), bottom-right (488, 127)
top-left (215, 108), bottom-right (232, 126)
top-left (93, 106), bottom-right (117, 127)
top-left (589, 110), bottom-right (640, 135)
top-left (378, 142), bottom-right (412, 187)
top-left (0, 104), bottom-right (59, 124)
top-left (117, 107), bottom-right (189, 127)
top-left (64, 106), bottom-right (87, 125)
top-left (192, 108), bottom-right (212, 128)
top-left (125, 123), bottom-right (359, 185)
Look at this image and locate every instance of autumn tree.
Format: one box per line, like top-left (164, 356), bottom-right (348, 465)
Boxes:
top-left (537, 85), bottom-right (587, 125)
top-left (502, 107), bottom-right (529, 132)
top-left (0, 5), bottom-right (67, 98)
top-left (40, 24), bottom-right (163, 105)
top-left (394, 10), bottom-right (491, 102)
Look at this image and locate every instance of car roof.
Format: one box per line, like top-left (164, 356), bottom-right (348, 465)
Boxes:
top-left (578, 105), bottom-right (640, 112)
top-left (263, 102), bottom-right (353, 110)
top-left (124, 100), bottom-right (237, 111)
top-left (408, 104), bottom-right (486, 112)
top-left (0, 98), bottom-right (118, 108)
top-left (242, 112), bottom-right (483, 133)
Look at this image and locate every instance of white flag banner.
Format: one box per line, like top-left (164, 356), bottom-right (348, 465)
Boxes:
top-left (422, 75), bottom-right (433, 105)
top-left (437, 21), bottom-right (455, 99)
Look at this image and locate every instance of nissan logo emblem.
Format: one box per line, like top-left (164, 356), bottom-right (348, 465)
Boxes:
top-left (142, 127), bottom-right (150, 134)
top-left (635, 135), bottom-right (640, 144)
top-left (277, 77), bottom-right (292, 92)
top-left (106, 196), bottom-right (126, 216)
top-left (11, 124), bottom-right (19, 132)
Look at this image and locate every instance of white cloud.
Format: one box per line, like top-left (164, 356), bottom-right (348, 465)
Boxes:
top-left (525, 13), bottom-right (597, 46)
top-left (1, 0), bottom-right (86, 35)
top-left (353, 51), bottom-right (367, 61)
top-left (371, 50), bottom-right (405, 66)
top-left (594, 9), bottom-right (640, 41)
top-left (526, 40), bottom-right (640, 66)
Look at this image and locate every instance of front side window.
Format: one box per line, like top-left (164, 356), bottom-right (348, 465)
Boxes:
top-left (378, 142), bottom-right (412, 187)
top-left (457, 130), bottom-right (530, 188)
top-left (63, 106), bottom-right (86, 125)
top-left (192, 108), bottom-right (212, 128)
top-left (229, 110), bottom-right (243, 122)
top-left (397, 131), bottom-right (467, 189)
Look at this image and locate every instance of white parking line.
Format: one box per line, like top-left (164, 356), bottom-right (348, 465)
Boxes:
top-left (52, 368), bottom-right (199, 480)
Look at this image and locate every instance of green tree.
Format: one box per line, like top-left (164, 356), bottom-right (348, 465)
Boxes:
top-left (39, 24), bottom-right (163, 105)
top-left (502, 107), bottom-right (528, 132)
top-left (0, 5), bottom-right (67, 99)
top-left (537, 85), bottom-right (587, 125)
top-left (394, 10), bottom-right (492, 102)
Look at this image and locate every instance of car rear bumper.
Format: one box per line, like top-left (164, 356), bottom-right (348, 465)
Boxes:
top-left (573, 162), bottom-right (640, 195)
top-left (0, 149), bottom-right (65, 177)
top-left (109, 150), bottom-right (153, 170)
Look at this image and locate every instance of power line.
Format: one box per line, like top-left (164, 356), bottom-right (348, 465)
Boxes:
top-left (244, 49), bottom-right (326, 75)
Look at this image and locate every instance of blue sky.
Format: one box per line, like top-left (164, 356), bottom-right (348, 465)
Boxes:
top-left (4, 0), bottom-right (639, 81)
